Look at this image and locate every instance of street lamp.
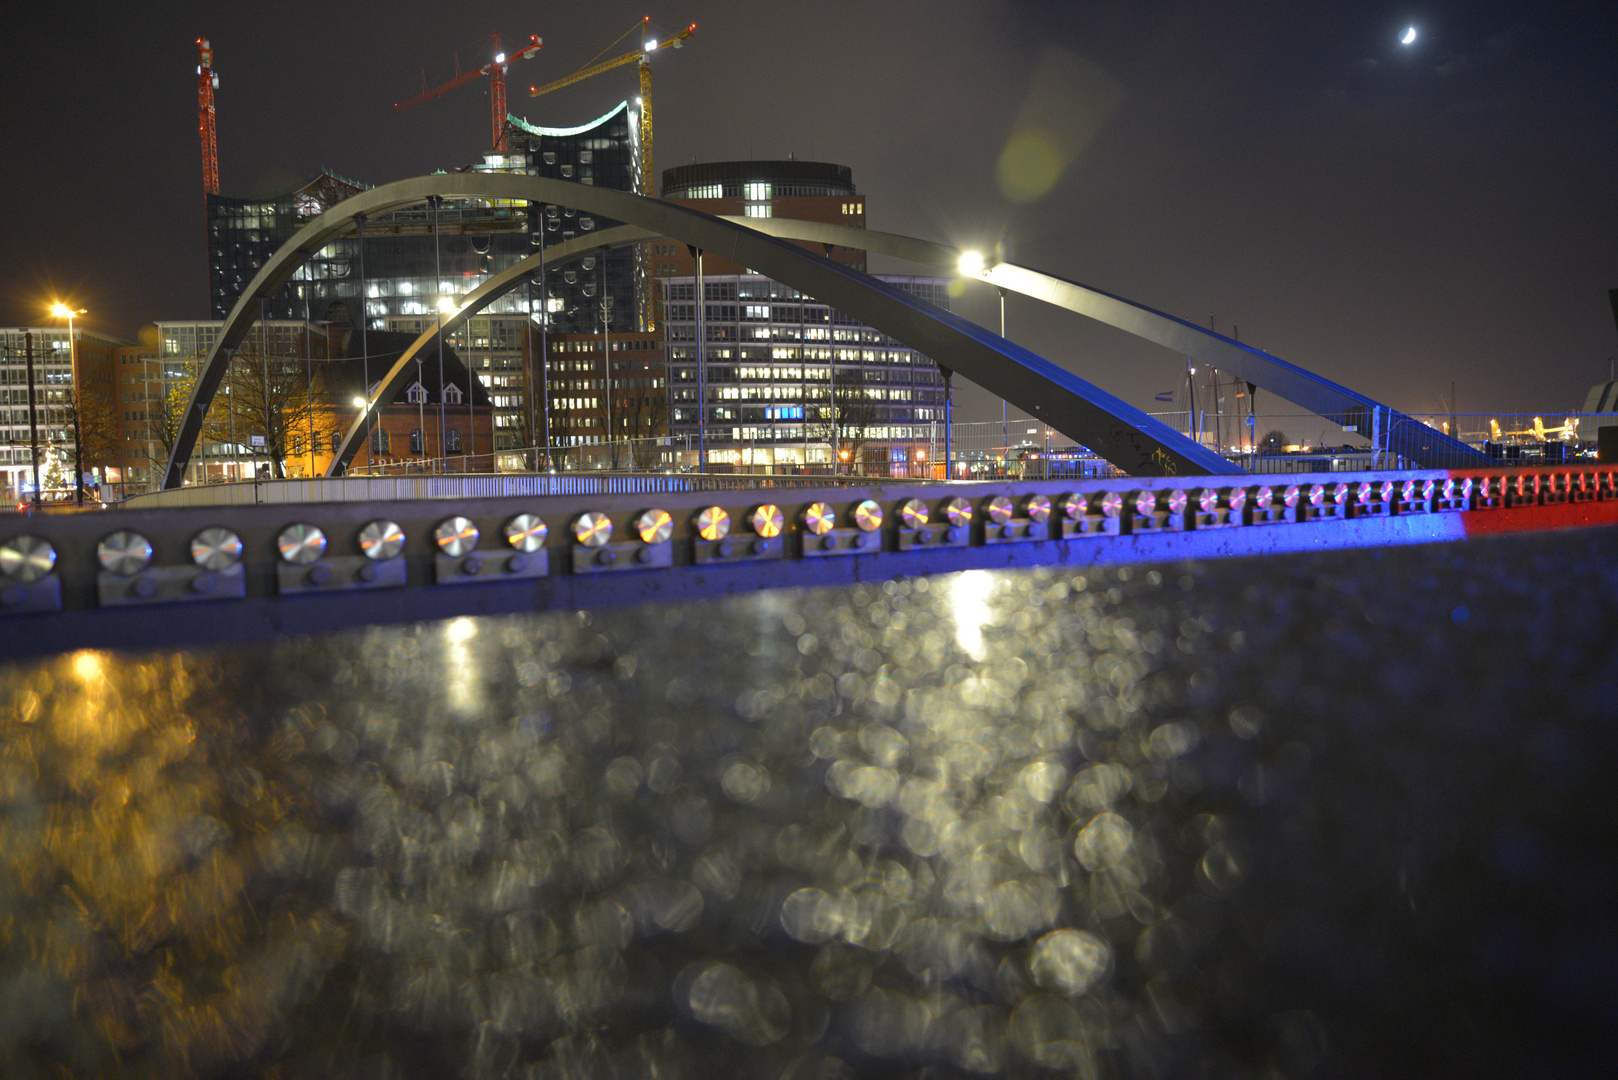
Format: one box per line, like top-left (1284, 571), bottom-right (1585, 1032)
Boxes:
top-left (436, 294), bottom-right (457, 472)
top-left (49, 303), bottom-right (87, 506)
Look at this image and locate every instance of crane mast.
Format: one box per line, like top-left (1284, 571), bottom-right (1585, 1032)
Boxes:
top-left (197, 38), bottom-right (219, 200)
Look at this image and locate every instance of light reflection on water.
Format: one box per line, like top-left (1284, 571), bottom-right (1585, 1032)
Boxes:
top-left (3, 529), bottom-right (1618, 1078)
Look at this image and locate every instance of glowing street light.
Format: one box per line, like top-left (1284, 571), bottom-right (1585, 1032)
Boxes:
top-left (352, 396), bottom-right (367, 409)
top-left (957, 250), bottom-right (986, 276)
top-left (49, 302), bottom-right (88, 506)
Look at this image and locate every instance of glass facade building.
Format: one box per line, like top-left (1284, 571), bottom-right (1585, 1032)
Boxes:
top-left (201, 104), bottom-right (644, 458)
top-left (661, 275), bottom-right (950, 469)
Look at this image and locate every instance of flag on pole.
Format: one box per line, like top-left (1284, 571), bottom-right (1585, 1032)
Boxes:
top-left (1154, 391), bottom-right (1175, 402)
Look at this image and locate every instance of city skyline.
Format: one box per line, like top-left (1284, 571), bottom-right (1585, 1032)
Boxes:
top-left (0, 0), bottom-right (1612, 420)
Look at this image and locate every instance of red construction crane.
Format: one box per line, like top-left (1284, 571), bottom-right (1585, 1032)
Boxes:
top-left (395, 33), bottom-right (543, 153)
top-left (197, 38), bottom-right (219, 200)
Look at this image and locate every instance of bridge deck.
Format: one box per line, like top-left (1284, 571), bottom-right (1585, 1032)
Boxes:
top-left (3, 466), bottom-right (1615, 660)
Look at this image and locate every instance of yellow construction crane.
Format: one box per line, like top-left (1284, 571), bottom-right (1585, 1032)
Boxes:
top-left (528, 18), bottom-right (695, 197)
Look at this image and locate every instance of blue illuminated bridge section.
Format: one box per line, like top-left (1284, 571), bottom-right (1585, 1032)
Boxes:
top-left (2, 464), bottom-right (1616, 657)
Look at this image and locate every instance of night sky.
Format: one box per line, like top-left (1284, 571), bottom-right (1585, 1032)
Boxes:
top-left (1, 1), bottom-right (1612, 423)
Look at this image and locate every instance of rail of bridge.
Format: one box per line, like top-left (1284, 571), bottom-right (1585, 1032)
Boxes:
top-left (3, 465), bottom-right (1615, 659)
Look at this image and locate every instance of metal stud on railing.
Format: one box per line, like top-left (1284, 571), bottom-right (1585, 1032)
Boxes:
top-left (635, 509), bottom-right (674, 544)
top-left (803, 502), bottom-right (836, 535)
top-left (1400, 479), bottom-right (1418, 503)
top-left (1420, 478), bottom-right (1437, 501)
top-left (503, 514), bottom-right (547, 552)
top-left (1225, 487), bottom-right (1248, 514)
top-left (943, 497), bottom-right (973, 526)
top-left (1196, 488), bottom-right (1220, 514)
top-left (276, 523), bottom-right (327, 565)
top-left (695, 506), bottom-right (730, 541)
top-left (434, 517), bottom-right (479, 556)
top-left (1130, 490), bottom-right (1156, 518)
top-left (1252, 485), bottom-right (1274, 509)
top-left (852, 500), bottom-right (883, 531)
top-left (190, 527), bottom-right (243, 570)
top-left (899, 498), bottom-right (929, 528)
top-left (1281, 485), bottom-right (1302, 509)
top-left (0, 535), bottom-right (56, 582)
top-left (1095, 491), bottom-right (1125, 518)
top-left (1164, 490), bottom-right (1189, 515)
top-left (1059, 493), bottom-right (1086, 520)
top-left (573, 512), bottom-right (613, 547)
top-left (985, 496), bottom-right (1014, 524)
top-left (750, 505), bottom-right (784, 538)
top-left (358, 520), bottom-right (406, 561)
top-left (1331, 484), bottom-right (1349, 507)
top-left (1306, 484), bottom-right (1327, 508)
top-left (1024, 494), bottom-right (1052, 522)
top-left (97, 531), bottom-right (153, 577)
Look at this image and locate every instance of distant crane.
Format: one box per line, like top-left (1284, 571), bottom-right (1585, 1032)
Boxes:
top-left (395, 33), bottom-right (544, 153)
top-left (197, 38), bottom-right (219, 200)
top-left (528, 18), bottom-right (696, 197)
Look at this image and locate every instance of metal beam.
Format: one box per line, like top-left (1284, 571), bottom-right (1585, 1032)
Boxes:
top-left (164, 175), bottom-right (1233, 488)
top-left (723, 217), bottom-right (1491, 468)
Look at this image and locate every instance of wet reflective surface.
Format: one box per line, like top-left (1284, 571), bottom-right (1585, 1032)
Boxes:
top-left (3, 527), bottom-right (1617, 1078)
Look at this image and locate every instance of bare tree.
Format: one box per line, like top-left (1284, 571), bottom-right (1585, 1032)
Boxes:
top-left (220, 335), bottom-right (322, 479)
top-left (807, 375), bottom-right (882, 473)
top-left (618, 378), bottom-right (669, 470)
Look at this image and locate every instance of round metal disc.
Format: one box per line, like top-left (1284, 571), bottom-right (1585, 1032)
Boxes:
top-left (636, 509), bottom-right (673, 544)
top-left (1307, 484), bottom-right (1327, 508)
top-left (1196, 488), bottom-right (1220, 514)
top-left (695, 506), bottom-right (730, 541)
top-left (358, 519), bottom-right (406, 561)
top-left (276, 523), bottom-right (327, 565)
top-left (984, 495), bottom-right (1014, 524)
top-left (749, 504), bottom-right (783, 538)
top-left (190, 527), bottom-right (243, 570)
top-left (0, 535), bottom-right (56, 582)
top-left (1224, 488), bottom-right (1248, 513)
top-left (573, 511), bottom-right (613, 547)
top-left (899, 498), bottom-right (929, 528)
top-left (503, 513), bottom-right (548, 552)
top-left (802, 502), bottom-right (836, 535)
top-left (97, 530), bottom-right (153, 576)
top-left (1024, 494), bottom-right (1052, 522)
top-left (1165, 490), bottom-right (1189, 515)
top-left (943, 497), bottom-right (973, 526)
top-left (852, 499), bottom-right (883, 532)
top-left (434, 516), bottom-right (479, 556)
top-left (1094, 492), bottom-right (1125, 518)
top-left (1058, 493), bottom-right (1085, 520)
top-left (1253, 485), bottom-right (1274, 508)
top-left (1131, 491), bottom-right (1157, 518)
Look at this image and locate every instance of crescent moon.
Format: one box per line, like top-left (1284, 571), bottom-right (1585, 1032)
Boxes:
top-left (1400, 27), bottom-right (1417, 45)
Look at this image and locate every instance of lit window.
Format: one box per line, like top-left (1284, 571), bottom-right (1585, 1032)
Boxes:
top-left (743, 204), bottom-right (772, 218)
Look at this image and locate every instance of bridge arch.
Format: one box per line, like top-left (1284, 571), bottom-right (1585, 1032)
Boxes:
top-left (164, 174), bottom-right (1232, 488)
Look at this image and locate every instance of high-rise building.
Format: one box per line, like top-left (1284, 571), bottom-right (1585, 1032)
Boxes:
top-left (0, 327), bottom-right (124, 501)
top-left (660, 274), bottom-right (950, 473)
top-left (649, 160), bottom-right (947, 474)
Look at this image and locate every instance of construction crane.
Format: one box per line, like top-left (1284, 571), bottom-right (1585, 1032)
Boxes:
top-left (395, 33), bottom-right (543, 153)
top-left (197, 38), bottom-right (219, 201)
top-left (528, 19), bottom-right (695, 197)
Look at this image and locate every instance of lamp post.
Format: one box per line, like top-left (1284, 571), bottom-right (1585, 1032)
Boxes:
top-left (436, 294), bottom-right (457, 473)
top-left (49, 303), bottom-right (87, 505)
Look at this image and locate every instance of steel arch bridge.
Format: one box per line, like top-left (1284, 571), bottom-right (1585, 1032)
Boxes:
top-left (163, 175), bottom-right (1483, 489)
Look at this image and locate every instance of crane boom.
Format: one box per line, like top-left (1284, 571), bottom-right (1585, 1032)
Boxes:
top-left (395, 34), bottom-right (542, 152)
